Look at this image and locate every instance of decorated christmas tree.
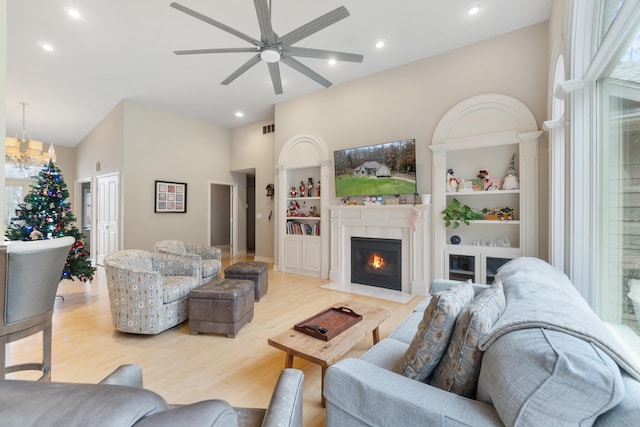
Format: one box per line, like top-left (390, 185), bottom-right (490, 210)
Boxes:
top-left (5, 160), bottom-right (96, 282)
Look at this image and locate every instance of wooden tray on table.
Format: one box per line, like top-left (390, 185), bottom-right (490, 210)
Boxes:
top-left (294, 306), bottom-right (363, 341)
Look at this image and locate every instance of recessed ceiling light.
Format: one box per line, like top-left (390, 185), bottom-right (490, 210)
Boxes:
top-left (40, 42), bottom-right (54, 52)
top-left (235, 112), bottom-right (244, 118)
top-left (67, 8), bottom-right (81, 19)
top-left (328, 58), bottom-right (337, 65)
top-left (375, 40), bottom-right (385, 49)
top-left (467, 3), bottom-right (481, 15)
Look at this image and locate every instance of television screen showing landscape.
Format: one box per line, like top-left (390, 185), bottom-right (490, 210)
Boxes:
top-left (334, 139), bottom-right (416, 197)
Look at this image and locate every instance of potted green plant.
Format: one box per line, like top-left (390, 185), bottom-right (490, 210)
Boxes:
top-left (441, 198), bottom-right (487, 229)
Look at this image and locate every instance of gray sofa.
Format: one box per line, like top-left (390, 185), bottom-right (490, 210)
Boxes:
top-left (0, 365), bottom-right (303, 427)
top-left (324, 257), bottom-right (640, 426)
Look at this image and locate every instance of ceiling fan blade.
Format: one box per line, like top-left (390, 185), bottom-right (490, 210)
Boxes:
top-left (281, 56), bottom-right (332, 88)
top-left (221, 55), bottom-right (262, 85)
top-left (174, 47), bottom-right (257, 55)
top-left (285, 47), bottom-right (363, 63)
top-left (254, 0), bottom-right (276, 45)
top-left (278, 6), bottom-right (349, 46)
top-left (268, 62), bottom-right (283, 95)
top-left (170, 2), bottom-right (260, 47)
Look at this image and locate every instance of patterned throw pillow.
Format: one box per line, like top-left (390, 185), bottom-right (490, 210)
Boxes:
top-left (400, 282), bottom-right (475, 381)
top-left (431, 282), bottom-right (506, 398)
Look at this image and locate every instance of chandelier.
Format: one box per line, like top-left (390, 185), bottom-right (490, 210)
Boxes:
top-left (5, 102), bottom-right (56, 173)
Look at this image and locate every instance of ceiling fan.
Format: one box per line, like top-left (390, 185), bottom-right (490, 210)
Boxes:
top-left (170, 1), bottom-right (364, 95)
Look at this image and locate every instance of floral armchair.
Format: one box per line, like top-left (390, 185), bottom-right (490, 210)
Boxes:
top-left (104, 249), bottom-right (201, 334)
top-left (154, 240), bottom-right (222, 285)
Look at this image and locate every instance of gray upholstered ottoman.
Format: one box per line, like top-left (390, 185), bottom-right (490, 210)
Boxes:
top-left (188, 279), bottom-right (254, 338)
top-left (224, 262), bottom-right (268, 301)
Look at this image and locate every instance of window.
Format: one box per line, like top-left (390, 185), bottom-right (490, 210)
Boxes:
top-left (599, 28), bottom-right (640, 339)
top-left (570, 1), bottom-right (640, 357)
top-left (599, 0), bottom-right (626, 44)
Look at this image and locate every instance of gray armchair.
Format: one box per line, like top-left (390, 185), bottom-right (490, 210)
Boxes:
top-left (154, 240), bottom-right (222, 284)
top-left (0, 237), bottom-right (75, 381)
top-left (0, 365), bottom-right (304, 427)
top-left (104, 249), bottom-right (201, 334)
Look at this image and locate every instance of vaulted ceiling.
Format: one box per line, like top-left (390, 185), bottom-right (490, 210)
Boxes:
top-left (5, 0), bottom-right (552, 147)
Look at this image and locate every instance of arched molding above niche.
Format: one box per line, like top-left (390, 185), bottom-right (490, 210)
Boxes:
top-left (277, 133), bottom-right (330, 167)
top-left (432, 94), bottom-right (539, 149)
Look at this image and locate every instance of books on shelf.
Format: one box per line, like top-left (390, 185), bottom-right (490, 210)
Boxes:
top-left (286, 220), bottom-right (320, 236)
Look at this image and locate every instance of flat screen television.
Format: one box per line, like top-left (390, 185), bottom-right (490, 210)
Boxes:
top-left (334, 139), bottom-right (416, 197)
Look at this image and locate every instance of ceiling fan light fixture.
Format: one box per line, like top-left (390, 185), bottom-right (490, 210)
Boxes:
top-left (260, 47), bottom-right (281, 63)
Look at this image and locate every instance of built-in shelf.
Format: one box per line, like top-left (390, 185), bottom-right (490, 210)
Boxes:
top-left (429, 94), bottom-right (541, 281)
top-left (468, 220), bottom-right (521, 225)
top-left (447, 190), bottom-right (521, 196)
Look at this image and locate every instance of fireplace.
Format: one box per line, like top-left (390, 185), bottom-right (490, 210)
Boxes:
top-left (351, 237), bottom-right (402, 291)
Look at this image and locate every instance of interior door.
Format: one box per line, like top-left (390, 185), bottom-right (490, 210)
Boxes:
top-left (96, 173), bottom-right (119, 265)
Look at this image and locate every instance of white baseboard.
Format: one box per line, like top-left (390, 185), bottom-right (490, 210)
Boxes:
top-left (253, 255), bottom-right (274, 264)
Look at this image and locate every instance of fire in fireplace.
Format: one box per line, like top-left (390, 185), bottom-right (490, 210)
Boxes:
top-left (351, 237), bottom-right (401, 291)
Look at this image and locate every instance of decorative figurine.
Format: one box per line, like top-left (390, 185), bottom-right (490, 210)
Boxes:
top-left (299, 181), bottom-right (306, 197)
top-left (307, 177), bottom-right (313, 197)
top-left (502, 154), bottom-right (520, 190)
top-left (316, 180), bottom-right (321, 197)
top-left (477, 169), bottom-right (489, 184)
top-left (447, 169), bottom-right (459, 192)
top-left (290, 186), bottom-right (297, 197)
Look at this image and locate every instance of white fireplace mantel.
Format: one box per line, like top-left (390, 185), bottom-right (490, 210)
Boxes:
top-left (328, 205), bottom-right (431, 296)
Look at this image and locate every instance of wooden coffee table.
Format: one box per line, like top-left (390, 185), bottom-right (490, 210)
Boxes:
top-left (267, 301), bottom-right (391, 406)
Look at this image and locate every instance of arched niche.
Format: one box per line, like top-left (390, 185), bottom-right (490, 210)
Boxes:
top-left (429, 94), bottom-right (542, 280)
top-left (275, 133), bottom-right (331, 278)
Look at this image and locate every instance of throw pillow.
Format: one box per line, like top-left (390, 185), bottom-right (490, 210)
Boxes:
top-left (431, 282), bottom-right (505, 398)
top-left (399, 282), bottom-right (475, 381)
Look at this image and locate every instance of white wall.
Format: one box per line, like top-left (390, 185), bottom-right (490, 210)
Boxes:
top-left (75, 99), bottom-right (232, 252)
top-left (274, 22), bottom-right (550, 264)
top-left (122, 100), bottom-right (232, 250)
top-left (230, 119), bottom-right (275, 261)
top-left (75, 100), bottom-right (125, 180)
top-left (1, 0), bottom-right (6, 229)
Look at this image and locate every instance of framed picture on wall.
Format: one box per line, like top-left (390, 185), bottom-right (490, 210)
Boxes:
top-left (154, 180), bottom-right (187, 213)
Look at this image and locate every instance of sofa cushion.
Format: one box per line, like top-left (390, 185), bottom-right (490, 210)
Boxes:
top-left (134, 400), bottom-right (238, 427)
top-left (162, 276), bottom-right (200, 303)
top-left (431, 282), bottom-right (505, 398)
top-left (389, 312), bottom-right (423, 344)
top-left (399, 282), bottom-right (474, 381)
top-left (595, 370), bottom-right (640, 426)
top-left (360, 337), bottom-right (410, 373)
top-left (0, 380), bottom-right (169, 426)
top-left (477, 328), bottom-right (625, 426)
top-left (202, 259), bottom-right (222, 279)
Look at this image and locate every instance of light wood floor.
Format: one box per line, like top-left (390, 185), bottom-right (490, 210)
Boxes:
top-left (7, 254), bottom-right (422, 427)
